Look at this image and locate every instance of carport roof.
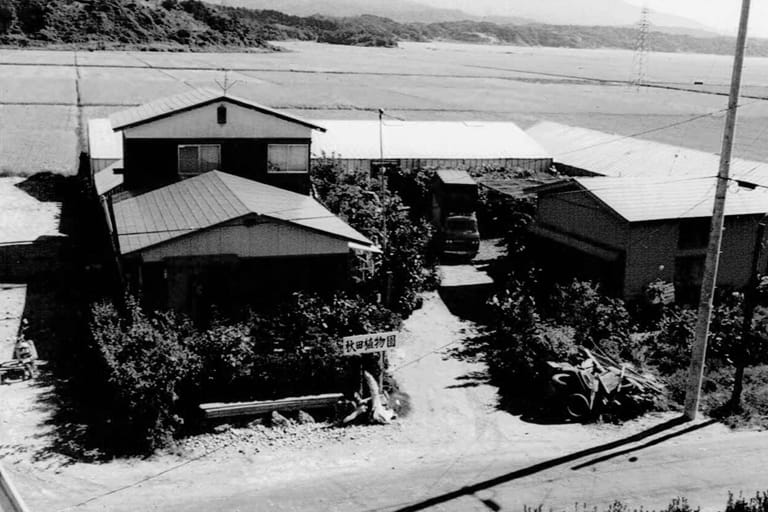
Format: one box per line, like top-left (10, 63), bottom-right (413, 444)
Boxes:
top-left (112, 171), bottom-right (372, 255)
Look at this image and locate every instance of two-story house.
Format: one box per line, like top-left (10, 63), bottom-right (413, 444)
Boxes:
top-left (88, 89), bottom-right (377, 318)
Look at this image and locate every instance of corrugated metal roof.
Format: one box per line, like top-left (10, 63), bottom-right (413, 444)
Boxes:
top-left (109, 88), bottom-right (326, 132)
top-left (435, 170), bottom-right (475, 186)
top-left (311, 120), bottom-right (551, 160)
top-left (88, 119), bottom-right (123, 160)
top-left (564, 176), bottom-right (768, 222)
top-left (94, 160), bottom-right (124, 196)
top-left (113, 171), bottom-right (372, 255)
top-left (526, 121), bottom-right (768, 183)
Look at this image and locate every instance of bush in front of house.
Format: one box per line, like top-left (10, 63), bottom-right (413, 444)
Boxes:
top-left (89, 297), bottom-right (201, 452)
top-left (549, 280), bottom-right (639, 363)
top-left (89, 292), bottom-right (401, 453)
top-left (484, 281), bottom-right (580, 412)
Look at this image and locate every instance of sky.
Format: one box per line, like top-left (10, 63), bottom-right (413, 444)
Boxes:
top-left (620, 0), bottom-right (767, 37)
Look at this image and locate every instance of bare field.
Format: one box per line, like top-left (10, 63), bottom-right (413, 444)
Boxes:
top-left (2, 41), bottom-right (768, 175)
top-left (0, 105), bottom-right (78, 175)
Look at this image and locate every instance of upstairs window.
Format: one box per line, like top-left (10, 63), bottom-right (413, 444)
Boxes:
top-left (268, 144), bottom-right (309, 174)
top-left (178, 144), bottom-right (221, 178)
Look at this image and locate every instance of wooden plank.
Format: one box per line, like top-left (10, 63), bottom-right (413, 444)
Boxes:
top-left (200, 393), bottom-right (343, 419)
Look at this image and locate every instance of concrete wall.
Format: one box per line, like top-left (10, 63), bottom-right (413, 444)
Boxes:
top-left (139, 219), bottom-right (349, 263)
top-left (123, 102), bottom-right (312, 140)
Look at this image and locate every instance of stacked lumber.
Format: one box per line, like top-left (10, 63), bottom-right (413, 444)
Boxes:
top-left (200, 393), bottom-right (343, 420)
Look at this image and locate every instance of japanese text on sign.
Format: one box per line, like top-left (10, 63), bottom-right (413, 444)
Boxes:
top-left (339, 332), bottom-right (399, 356)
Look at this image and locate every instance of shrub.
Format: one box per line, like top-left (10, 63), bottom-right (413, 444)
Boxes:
top-left (89, 297), bottom-right (200, 452)
top-left (311, 159), bottom-right (435, 314)
top-left (725, 491), bottom-right (768, 512)
top-left (89, 292), bottom-right (401, 452)
top-left (549, 280), bottom-right (637, 362)
top-left (485, 284), bottom-right (579, 406)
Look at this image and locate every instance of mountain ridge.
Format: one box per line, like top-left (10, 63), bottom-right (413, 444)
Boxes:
top-left (229, 0), bottom-right (721, 36)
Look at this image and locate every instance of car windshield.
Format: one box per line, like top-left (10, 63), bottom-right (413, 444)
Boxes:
top-left (446, 218), bottom-right (477, 232)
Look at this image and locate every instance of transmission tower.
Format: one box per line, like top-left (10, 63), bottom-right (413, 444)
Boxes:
top-left (631, 6), bottom-right (651, 90)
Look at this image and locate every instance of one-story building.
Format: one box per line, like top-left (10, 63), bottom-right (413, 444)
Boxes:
top-left (531, 176), bottom-right (768, 302)
top-left (88, 89), bottom-right (377, 316)
top-left (114, 171), bottom-right (375, 317)
top-left (311, 120), bottom-right (553, 173)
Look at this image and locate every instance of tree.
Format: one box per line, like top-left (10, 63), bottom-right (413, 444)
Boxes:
top-left (0, 0), bottom-right (15, 34)
top-left (16, 0), bottom-right (47, 33)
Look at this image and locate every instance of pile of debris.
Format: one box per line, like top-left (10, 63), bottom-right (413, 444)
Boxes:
top-left (340, 371), bottom-right (398, 426)
top-left (547, 347), bottom-right (664, 421)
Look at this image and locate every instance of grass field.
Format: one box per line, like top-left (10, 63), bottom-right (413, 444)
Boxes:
top-left (2, 41), bottom-right (768, 175)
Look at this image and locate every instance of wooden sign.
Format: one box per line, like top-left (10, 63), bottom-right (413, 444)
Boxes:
top-left (339, 332), bottom-right (399, 356)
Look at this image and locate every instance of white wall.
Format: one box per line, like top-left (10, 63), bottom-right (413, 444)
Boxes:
top-left (124, 102), bottom-right (312, 140)
top-left (140, 220), bottom-right (349, 262)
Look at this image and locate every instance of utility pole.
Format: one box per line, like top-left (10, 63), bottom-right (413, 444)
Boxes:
top-left (378, 108), bottom-right (384, 160)
top-left (684, 0), bottom-right (751, 420)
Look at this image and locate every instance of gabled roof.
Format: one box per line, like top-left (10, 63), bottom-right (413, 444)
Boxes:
top-left (312, 120), bottom-right (550, 160)
top-left (109, 88), bottom-right (326, 132)
top-left (112, 171), bottom-right (372, 255)
top-left (540, 176), bottom-right (768, 223)
top-left (526, 121), bottom-right (768, 182)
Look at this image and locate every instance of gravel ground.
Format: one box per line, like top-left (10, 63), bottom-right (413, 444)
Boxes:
top-left (178, 420), bottom-right (401, 458)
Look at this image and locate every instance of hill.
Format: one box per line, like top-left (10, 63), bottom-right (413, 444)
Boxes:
top-left (0, 0), bottom-right (273, 50)
top-left (229, 0), bottom-right (719, 37)
top-left (226, 0), bottom-right (476, 23)
top-left (1, 0), bottom-right (767, 57)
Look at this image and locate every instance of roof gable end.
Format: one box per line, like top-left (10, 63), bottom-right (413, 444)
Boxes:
top-left (110, 88), bottom-right (325, 132)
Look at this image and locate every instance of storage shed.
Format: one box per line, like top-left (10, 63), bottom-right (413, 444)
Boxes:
top-left (311, 120), bottom-right (553, 173)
